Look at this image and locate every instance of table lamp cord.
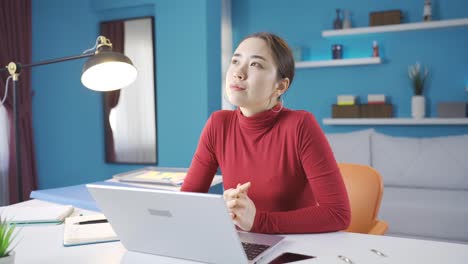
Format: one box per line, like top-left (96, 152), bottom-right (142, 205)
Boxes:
top-left (0, 76), bottom-right (12, 105)
top-left (82, 36), bottom-right (101, 55)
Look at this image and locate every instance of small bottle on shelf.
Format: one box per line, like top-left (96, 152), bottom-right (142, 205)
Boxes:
top-left (343, 9), bottom-right (352, 29)
top-left (372, 41), bottom-right (379, 57)
top-left (423, 0), bottom-right (432, 21)
top-left (333, 9), bottom-right (343, 29)
top-left (332, 44), bottom-right (343, 59)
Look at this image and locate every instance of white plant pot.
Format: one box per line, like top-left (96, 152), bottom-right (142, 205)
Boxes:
top-left (0, 252), bottom-right (15, 264)
top-left (411, 95), bottom-right (426, 118)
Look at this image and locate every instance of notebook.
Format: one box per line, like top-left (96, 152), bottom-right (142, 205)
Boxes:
top-left (63, 214), bottom-right (119, 246)
top-left (115, 169), bottom-right (186, 186)
top-left (0, 204), bottom-right (74, 224)
top-left (111, 167), bottom-right (223, 192)
top-left (87, 184), bottom-right (284, 264)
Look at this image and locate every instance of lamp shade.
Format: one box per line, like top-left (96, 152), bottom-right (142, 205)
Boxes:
top-left (81, 51), bottom-right (137, 92)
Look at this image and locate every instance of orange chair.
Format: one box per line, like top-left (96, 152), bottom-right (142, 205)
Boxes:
top-left (338, 163), bottom-right (388, 235)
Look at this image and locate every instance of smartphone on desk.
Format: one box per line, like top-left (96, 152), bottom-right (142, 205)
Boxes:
top-left (268, 252), bottom-right (315, 263)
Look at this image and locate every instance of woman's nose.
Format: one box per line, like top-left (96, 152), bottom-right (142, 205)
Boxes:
top-left (233, 67), bottom-right (246, 80)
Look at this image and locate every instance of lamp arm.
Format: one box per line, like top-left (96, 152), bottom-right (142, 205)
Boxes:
top-left (23, 52), bottom-right (95, 69)
top-left (1, 35), bottom-right (114, 75)
top-left (1, 52), bottom-right (95, 75)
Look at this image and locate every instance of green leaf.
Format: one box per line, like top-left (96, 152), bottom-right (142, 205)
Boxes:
top-left (0, 215), bottom-right (19, 258)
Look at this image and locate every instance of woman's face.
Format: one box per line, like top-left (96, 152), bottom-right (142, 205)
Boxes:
top-left (225, 37), bottom-right (280, 116)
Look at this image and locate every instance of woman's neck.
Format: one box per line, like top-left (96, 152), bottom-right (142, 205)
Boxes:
top-left (240, 99), bottom-right (279, 117)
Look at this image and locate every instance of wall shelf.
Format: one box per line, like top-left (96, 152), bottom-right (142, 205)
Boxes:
top-left (296, 57), bottom-right (381, 68)
top-left (322, 18), bottom-right (468, 37)
top-left (323, 118), bottom-right (468, 125)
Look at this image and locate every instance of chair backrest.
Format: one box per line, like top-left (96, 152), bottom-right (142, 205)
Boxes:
top-left (338, 163), bottom-right (384, 234)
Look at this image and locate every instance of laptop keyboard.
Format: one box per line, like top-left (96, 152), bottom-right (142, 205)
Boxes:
top-left (242, 242), bottom-right (270, 260)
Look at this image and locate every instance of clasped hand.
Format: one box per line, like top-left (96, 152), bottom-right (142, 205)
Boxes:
top-left (223, 182), bottom-right (256, 231)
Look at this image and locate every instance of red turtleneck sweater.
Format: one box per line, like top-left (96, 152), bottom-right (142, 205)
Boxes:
top-left (181, 107), bottom-right (350, 234)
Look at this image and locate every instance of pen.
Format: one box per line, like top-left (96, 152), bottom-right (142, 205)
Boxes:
top-left (337, 255), bottom-right (354, 264)
top-left (75, 219), bottom-right (108, 225)
top-left (371, 248), bottom-right (387, 257)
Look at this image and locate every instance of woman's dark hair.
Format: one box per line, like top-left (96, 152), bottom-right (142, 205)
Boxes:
top-left (242, 32), bottom-right (295, 87)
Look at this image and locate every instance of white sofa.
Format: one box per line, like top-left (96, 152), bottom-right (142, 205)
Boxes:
top-left (326, 129), bottom-right (468, 243)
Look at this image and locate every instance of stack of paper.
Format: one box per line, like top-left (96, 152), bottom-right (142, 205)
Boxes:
top-left (110, 167), bottom-right (223, 192)
top-left (63, 214), bottom-right (119, 246)
top-left (367, 94), bottom-right (386, 104)
top-left (0, 204), bottom-right (74, 224)
top-left (115, 169), bottom-right (186, 186)
top-left (337, 95), bottom-right (357, 105)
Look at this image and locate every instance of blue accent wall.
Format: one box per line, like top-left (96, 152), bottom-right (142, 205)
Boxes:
top-left (32, 0), bottom-right (220, 189)
top-left (32, 0), bottom-right (466, 189)
top-left (232, 0), bottom-right (468, 136)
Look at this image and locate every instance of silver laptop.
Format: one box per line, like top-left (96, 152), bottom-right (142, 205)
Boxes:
top-left (87, 184), bottom-right (284, 264)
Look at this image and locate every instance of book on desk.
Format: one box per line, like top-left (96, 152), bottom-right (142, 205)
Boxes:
top-left (63, 214), bottom-right (119, 246)
top-left (0, 204), bottom-right (74, 225)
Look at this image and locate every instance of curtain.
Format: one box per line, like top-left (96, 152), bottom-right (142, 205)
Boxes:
top-left (100, 18), bottom-right (158, 164)
top-left (0, 105), bottom-right (9, 205)
top-left (100, 21), bottom-right (124, 163)
top-left (112, 19), bottom-right (156, 163)
top-left (0, 0), bottom-right (37, 204)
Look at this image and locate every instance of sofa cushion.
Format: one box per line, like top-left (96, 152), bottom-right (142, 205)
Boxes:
top-left (380, 187), bottom-right (468, 242)
top-left (371, 132), bottom-right (468, 190)
top-left (326, 129), bottom-right (373, 166)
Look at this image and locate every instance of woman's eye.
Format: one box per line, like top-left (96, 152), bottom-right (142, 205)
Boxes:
top-left (250, 62), bottom-right (262, 68)
top-left (231, 59), bottom-right (238, 64)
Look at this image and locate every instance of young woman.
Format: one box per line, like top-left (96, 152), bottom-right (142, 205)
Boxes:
top-left (181, 32), bottom-right (350, 234)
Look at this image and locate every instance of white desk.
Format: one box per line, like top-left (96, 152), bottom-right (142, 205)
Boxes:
top-left (12, 200), bottom-right (468, 264)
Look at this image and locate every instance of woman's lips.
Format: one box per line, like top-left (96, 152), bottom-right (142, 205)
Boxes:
top-left (230, 84), bottom-right (246, 91)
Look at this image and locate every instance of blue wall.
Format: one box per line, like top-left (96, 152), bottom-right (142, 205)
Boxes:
top-left (232, 0), bottom-right (468, 136)
top-left (32, 0), bottom-right (220, 189)
top-left (32, 0), bottom-right (466, 189)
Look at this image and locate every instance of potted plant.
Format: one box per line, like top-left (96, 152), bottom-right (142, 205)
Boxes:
top-left (408, 62), bottom-right (429, 118)
top-left (0, 215), bottom-right (18, 264)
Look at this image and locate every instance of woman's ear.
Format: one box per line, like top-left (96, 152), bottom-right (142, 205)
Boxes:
top-left (276, 78), bottom-right (290, 96)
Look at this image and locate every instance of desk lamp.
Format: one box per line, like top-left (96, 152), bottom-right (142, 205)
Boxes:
top-left (0, 36), bottom-right (137, 202)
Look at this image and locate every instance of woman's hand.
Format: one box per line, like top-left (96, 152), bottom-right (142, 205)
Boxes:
top-left (223, 182), bottom-right (256, 231)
